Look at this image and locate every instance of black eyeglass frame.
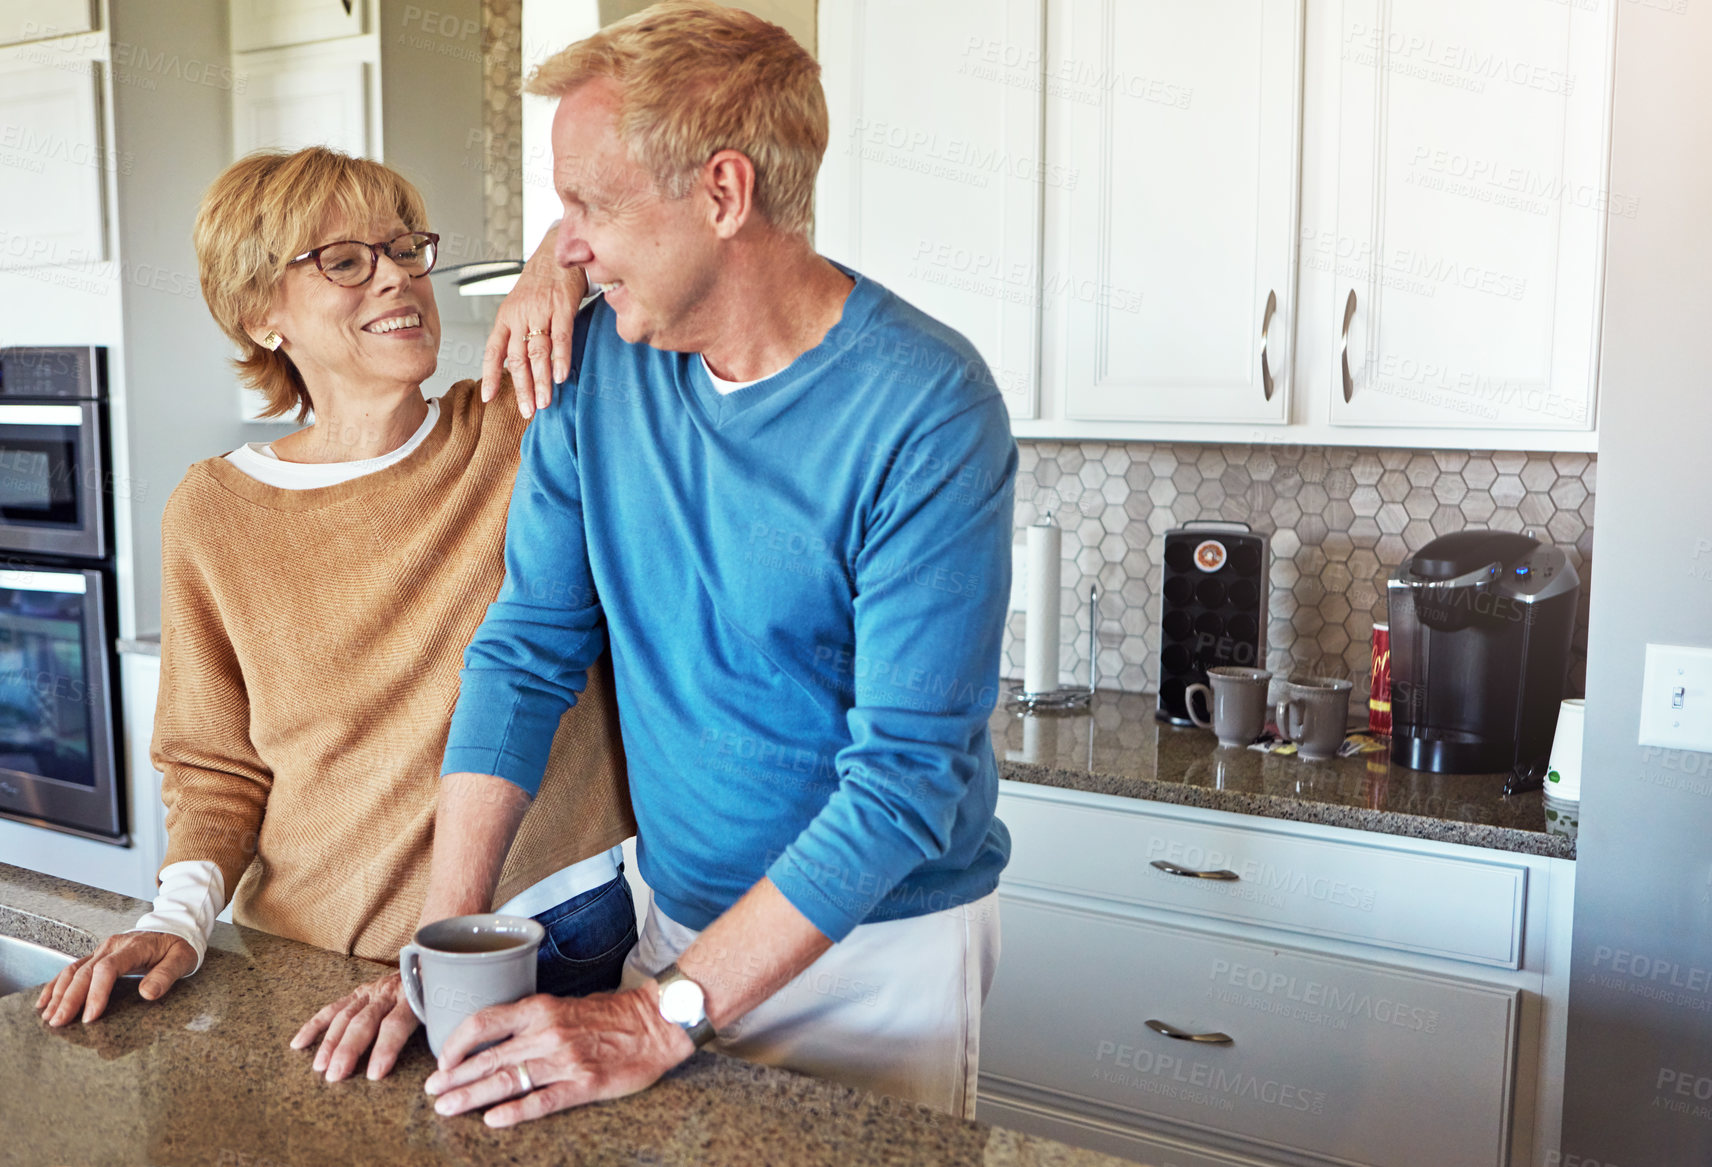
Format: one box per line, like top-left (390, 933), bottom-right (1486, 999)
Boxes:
top-left (287, 231), bottom-right (442, 286)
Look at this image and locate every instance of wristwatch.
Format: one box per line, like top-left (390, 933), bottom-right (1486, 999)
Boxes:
top-left (655, 962), bottom-right (716, 1048)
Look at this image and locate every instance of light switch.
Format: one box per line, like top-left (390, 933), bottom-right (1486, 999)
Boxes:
top-left (1639, 643), bottom-right (1712, 753)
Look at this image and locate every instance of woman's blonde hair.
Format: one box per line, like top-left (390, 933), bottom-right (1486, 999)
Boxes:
top-left (193, 147), bottom-right (430, 421)
top-left (524, 1), bottom-right (825, 237)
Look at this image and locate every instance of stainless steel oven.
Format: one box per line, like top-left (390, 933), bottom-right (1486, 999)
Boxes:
top-left (0, 346), bottom-right (124, 842)
top-left (0, 347), bottom-right (110, 560)
top-left (0, 565), bottom-right (122, 840)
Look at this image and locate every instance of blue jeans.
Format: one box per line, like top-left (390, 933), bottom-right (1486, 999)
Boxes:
top-left (530, 869), bottom-right (638, 998)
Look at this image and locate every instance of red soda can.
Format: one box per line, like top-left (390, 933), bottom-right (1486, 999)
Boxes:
top-left (1369, 622), bottom-right (1392, 735)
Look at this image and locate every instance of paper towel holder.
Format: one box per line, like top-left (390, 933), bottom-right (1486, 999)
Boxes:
top-left (1008, 581), bottom-right (1098, 714)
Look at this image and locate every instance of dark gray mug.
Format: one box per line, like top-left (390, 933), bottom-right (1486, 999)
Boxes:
top-left (399, 913), bottom-right (544, 1057)
top-left (1186, 666), bottom-right (1274, 747)
top-left (1274, 676), bottom-right (1354, 761)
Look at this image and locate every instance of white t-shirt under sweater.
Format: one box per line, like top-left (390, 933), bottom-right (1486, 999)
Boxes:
top-left (136, 399), bottom-right (621, 968)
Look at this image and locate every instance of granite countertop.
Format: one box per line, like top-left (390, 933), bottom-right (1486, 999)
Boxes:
top-left (0, 863), bottom-right (1135, 1167)
top-left (991, 690), bottom-right (1576, 860)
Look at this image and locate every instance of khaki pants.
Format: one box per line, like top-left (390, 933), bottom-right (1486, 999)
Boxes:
top-left (621, 893), bottom-right (1001, 1118)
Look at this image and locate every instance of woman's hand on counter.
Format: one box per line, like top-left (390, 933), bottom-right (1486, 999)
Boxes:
top-left (291, 971), bottom-right (419, 1082)
top-left (422, 984), bottom-right (695, 1128)
top-left (35, 930), bottom-right (197, 1026)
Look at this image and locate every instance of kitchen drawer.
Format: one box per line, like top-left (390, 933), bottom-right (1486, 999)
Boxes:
top-left (982, 891), bottom-right (1519, 1167)
top-left (997, 787), bottom-right (1528, 968)
top-left (980, 1092), bottom-right (1270, 1167)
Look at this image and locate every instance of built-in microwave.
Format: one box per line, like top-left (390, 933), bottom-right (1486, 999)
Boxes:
top-left (0, 346), bottom-right (111, 561)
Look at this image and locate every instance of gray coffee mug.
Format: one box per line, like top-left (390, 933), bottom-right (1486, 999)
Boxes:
top-left (1274, 676), bottom-right (1354, 761)
top-left (1186, 667), bottom-right (1274, 747)
top-left (399, 913), bottom-right (544, 1057)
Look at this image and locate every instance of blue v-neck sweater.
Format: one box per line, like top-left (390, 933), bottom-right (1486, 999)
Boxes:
top-left (444, 267), bottom-right (1016, 941)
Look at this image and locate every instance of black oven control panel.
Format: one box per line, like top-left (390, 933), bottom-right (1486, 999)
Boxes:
top-left (0, 347), bottom-right (105, 400)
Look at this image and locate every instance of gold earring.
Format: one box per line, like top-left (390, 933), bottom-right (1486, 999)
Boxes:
top-left (260, 330), bottom-right (282, 351)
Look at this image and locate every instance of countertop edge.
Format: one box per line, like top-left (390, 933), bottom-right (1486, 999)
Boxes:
top-left (999, 761), bottom-right (1577, 861)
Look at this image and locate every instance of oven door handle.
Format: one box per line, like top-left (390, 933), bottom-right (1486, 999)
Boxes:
top-left (0, 404), bottom-right (84, 426)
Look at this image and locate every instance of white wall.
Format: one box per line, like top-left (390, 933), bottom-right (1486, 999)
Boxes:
top-left (1561, 1), bottom-right (1712, 1162)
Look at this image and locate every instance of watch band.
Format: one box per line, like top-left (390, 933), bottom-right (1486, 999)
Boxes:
top-left (656, 962), bottom-right (717, 1048)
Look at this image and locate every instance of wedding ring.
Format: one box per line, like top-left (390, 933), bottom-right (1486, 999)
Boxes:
top-left (524, 328), bottom-right (548, 338)
top-left (514, 1062), bottom-right (534, 1095)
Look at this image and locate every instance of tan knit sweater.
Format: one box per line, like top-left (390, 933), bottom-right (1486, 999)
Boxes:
top-left (153, 380), bottom-right (633, 961)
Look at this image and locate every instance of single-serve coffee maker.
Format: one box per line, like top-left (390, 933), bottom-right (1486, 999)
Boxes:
top-left (1386, 531), bottom-right (1580, 777)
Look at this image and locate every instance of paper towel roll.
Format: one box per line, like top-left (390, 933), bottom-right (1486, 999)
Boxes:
top-left (1024, 519), bottom-right (1062, 694)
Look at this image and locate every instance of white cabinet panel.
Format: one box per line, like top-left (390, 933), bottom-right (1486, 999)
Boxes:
top-left (815, 0), bottom-right (1044, 419)
top-left (0, 0), bottom-right (95, 46)
top-left (1053, 0), bottom-right (1302, 424)
top-left (998, 785), bottom-right (1528, 968)
top-left (1330, 0), bottom-right (1612, 430)
top-left (983, 892), bottom-right (1519, 1167)
top-left (233, 54), bottom-right (371, 158)
top-left (0, 59), bottom-right (107, 269)
top-left (231, 0), bottom-right (366, 53)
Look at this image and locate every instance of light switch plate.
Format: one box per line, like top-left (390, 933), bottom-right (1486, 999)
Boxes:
top-left (1639, 643), bottom-right (1712, 753)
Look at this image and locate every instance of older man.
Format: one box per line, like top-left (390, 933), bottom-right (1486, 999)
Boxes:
top-left (418, 1), bottom-right (1015, 1126)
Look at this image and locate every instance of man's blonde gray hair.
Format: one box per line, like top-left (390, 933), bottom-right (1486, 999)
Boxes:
top-left (525, 1), bottom-right (825, 237)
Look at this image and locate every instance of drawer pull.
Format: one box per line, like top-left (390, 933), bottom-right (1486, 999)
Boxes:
top-left (1150, 859), bottom-right (1239, 881)
top-left (1145, 1019), bottom-right (1234, 1045)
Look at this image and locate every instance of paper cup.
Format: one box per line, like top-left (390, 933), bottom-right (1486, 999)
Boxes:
top-left (1546, 698), bottom-right (1586, 802)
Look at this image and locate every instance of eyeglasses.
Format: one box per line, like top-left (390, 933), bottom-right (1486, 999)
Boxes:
top-left (289, 231), bottom-right (440, 287)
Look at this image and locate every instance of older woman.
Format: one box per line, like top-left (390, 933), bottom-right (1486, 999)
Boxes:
top-left (35, 146), bottom-right (629, 1083)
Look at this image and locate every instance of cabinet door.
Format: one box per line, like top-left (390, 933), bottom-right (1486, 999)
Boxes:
top-left (1052, 0), bottom-right (1302, 424)
top-left (815, 0), bottom-right (1044, 420)
top-left (233, 53), bottom-right (371, 159)
top-left (0, 59), bottom-right (107, 269)
top-left (1330, 0), bottom-right (1613, 430)
top-left (231, 0), bottom-right (365, 53)
top-left (983, 891), bottom-right (1520, 1167)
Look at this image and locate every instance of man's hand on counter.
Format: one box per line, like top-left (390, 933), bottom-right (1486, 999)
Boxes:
top-left (422, 983), bottom-right (695, 1128)
top-left (291, 970), bottom-right (419, 1082)
top-left (35, 930), bottom-right (197, 1026)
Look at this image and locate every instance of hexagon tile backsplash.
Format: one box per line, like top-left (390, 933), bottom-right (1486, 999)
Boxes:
top-left (1002, 442), bottom-right (1594, 700)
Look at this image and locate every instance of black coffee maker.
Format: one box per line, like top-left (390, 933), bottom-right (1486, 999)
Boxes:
top-left (1386, 531), bottom-right (1580, 777)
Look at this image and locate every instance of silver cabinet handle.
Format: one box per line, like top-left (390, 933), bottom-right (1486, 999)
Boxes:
top-left (1260, 289), bottom-right (1277, 401)
top-left (1150, 859), bottom-right (1239, 881)
top-left (1146, 1019), bottom-right (1234, 1044)
top-left (1339, 288), bottom-right (1358, 403)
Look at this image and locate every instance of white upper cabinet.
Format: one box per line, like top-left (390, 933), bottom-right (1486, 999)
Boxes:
top-left (1329, 0), bottom-right (1614, 431)
top-left (815, 0), bottom-right (1045, 420)
top-left (232, 49), bottom-right (372, 158)
top-left (231, 0), bottom-right (366, 53)
top-left (1049, 0), bottom-right (1303, 425)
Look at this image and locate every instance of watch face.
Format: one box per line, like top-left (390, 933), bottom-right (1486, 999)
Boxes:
top-left (659, 976), bottom-right (705, 1025)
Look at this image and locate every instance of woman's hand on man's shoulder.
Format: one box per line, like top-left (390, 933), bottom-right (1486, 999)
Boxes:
top-left (482, 223), bottom-right (589, 421)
